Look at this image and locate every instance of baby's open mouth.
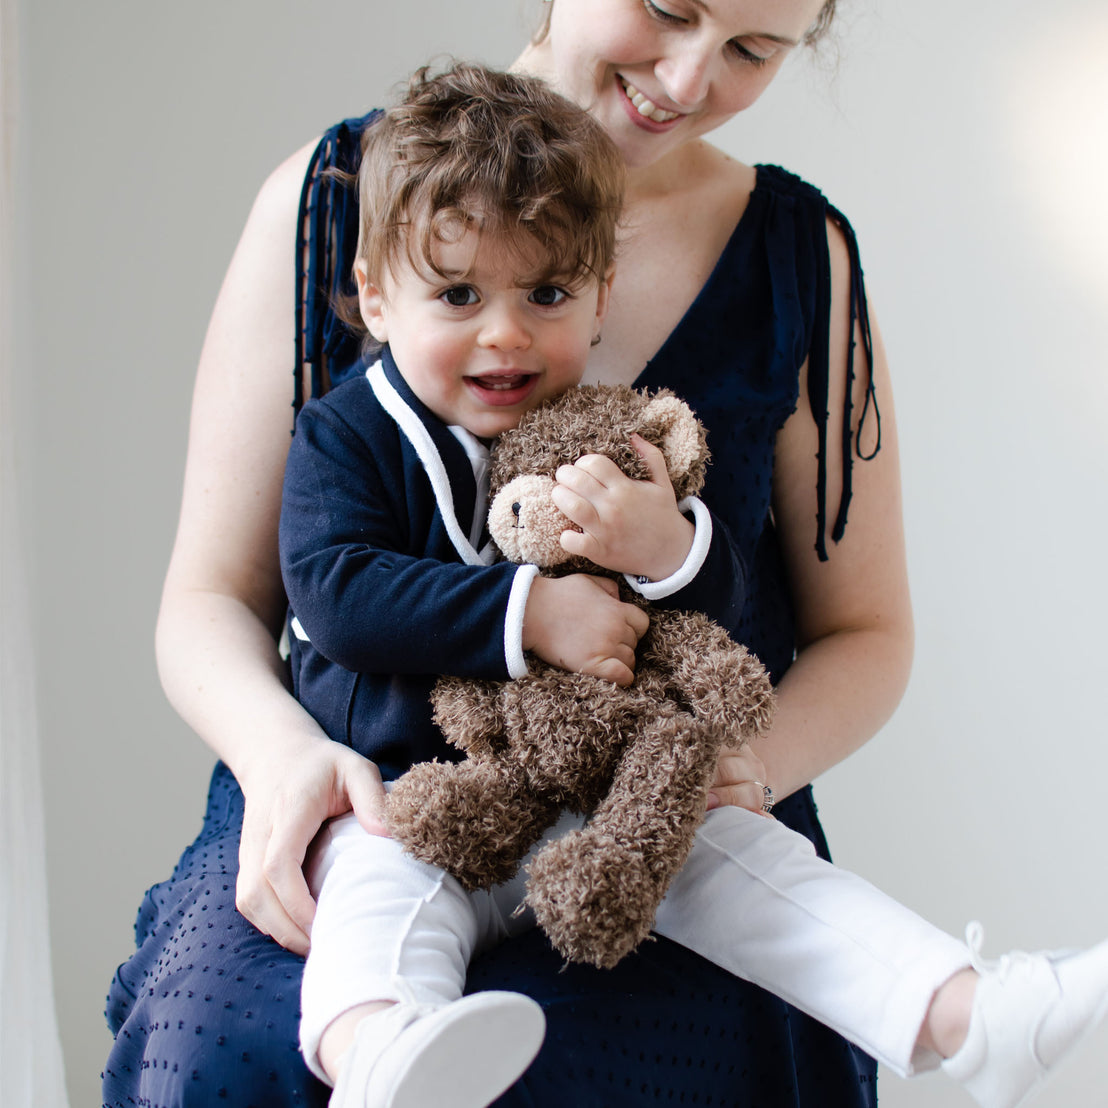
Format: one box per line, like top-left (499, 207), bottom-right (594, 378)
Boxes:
top-left (468, 373), bottom-right (536, 391)
top-left (465, 373), bottom-right (540, 405)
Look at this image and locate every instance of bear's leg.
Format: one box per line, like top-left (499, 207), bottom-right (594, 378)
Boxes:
top-left (525, 709), bottom-right (721, 968)
top-left (388, 761), bottom-right (560, 891)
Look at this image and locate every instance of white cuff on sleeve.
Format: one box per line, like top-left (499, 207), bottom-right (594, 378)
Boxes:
top-left (624, 497), bottom-right (713, 600)
top-left (504, 564), bottom-right (540, 678)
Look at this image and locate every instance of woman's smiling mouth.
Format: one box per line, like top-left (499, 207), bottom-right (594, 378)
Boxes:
top-left (619, 77), bottom-right (682, 123)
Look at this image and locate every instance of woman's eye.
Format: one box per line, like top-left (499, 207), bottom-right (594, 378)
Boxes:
top-left (727, 40), bottom-right (771, 66)
top-left (529, 286), bottom-right (569, 307)
top-left (643, 0), bottom-right (685, 25)
top-left (441, 285), bottom-right (478, 307)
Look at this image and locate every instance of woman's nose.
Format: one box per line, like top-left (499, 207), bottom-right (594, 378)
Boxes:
top-left (655, 44), bottom-right (715, 108)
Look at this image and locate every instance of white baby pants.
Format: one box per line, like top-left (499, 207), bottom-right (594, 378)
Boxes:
top-left (298, 805), bottom-right (970, 1082)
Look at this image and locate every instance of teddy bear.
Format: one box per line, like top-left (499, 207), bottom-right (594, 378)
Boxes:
top-left (386, 384), bottom-right (775, 969)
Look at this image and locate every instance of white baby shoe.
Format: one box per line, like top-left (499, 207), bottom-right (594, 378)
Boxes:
top-left (329, 991), bottom-right (546, 1108)
top-left (942, 922), bottom-right (1108, 1108)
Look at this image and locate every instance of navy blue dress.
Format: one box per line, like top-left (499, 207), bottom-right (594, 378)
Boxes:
top-left (103, 112), bottom-right (881, 1107)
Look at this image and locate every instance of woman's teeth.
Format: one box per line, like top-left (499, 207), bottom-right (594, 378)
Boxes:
top-left (621, 79), bottom-right (680, 123)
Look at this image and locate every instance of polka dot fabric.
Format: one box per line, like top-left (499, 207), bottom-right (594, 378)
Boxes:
top-left (105, 767), bottom-right (877, 1106)
top-left (103, 115), bottom-right (880, 1106)
top-left (104, 768), bottom-right (326, 1108)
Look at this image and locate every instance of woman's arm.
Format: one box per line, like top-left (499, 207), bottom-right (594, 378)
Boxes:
top-left (155, 141), bottom-right (388, 956)
top-left (710, 217), bottom-right (913, 809)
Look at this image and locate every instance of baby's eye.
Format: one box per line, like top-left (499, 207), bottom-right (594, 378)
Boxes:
top-left (529, 286), bottom-right (569, 307)
top-left (441, 285), bottom-right (479, 307)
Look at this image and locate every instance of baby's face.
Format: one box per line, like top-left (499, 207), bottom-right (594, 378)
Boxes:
top-left (355, 227), bottom-right (611, 440)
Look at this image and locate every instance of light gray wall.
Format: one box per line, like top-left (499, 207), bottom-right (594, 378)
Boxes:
top-left (20, 2), bottom-right (1108, 1106)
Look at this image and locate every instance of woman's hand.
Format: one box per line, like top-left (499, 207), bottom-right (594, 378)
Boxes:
top-left (235, 737), bottom-right (389, 955)
top-left (706, 744), bottom-right (774, 817)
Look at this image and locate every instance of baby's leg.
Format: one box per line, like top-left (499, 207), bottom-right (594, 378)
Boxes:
top-left (656, 805), bottom-right (1108, 1108)
top-left (300, 813), bottom-right (544, 1107)
top-left (300, 813), bottom-right (482, 1077)
top-left (653, 805), bottom-right (969, 1077)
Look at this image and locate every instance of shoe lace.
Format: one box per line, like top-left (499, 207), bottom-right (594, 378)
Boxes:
top-left (965, 920), bottom-right (1036, 984)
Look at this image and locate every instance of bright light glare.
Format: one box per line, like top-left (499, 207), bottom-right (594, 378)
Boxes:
top-left (997, 13), bottom-right (1108, 308)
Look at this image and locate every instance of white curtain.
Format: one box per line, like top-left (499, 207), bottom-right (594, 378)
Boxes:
top-left (0, 0), bottom-right (71, 1103)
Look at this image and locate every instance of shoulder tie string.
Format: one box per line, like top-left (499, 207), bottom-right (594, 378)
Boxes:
top-left (812, 205), bottom-right (883, 560)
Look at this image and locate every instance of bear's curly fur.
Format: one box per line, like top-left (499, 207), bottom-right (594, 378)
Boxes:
top-left (386, 385), bottom-right (775, 968)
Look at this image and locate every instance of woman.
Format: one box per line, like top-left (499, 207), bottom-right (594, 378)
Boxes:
top-left (105, 0), bottom-right (909, 1104)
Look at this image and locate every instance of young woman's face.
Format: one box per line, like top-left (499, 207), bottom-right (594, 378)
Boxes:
top-left (526, 0), bottom-right (827, 169)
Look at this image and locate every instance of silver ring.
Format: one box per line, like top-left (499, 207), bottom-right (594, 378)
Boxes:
top-left (754, 781), bottom-right (775, 813)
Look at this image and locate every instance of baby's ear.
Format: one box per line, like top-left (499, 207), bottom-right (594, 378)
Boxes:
top-left (640, 394), bottom-right (708, 492)
top-left (354, 260), bottom-right (389, 343)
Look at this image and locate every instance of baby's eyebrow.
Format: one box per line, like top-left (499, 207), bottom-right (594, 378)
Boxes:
top-left (514, 268), bottom-right (590, 289)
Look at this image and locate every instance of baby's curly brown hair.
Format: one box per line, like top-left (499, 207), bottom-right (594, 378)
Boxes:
top-left (356, 62), bottom-right (625, 295)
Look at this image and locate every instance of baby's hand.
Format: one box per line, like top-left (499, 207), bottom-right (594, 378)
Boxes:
top-left (552, 434), bottom-right (694, 582)
top-left (523, 573), bottom-right (650, 686)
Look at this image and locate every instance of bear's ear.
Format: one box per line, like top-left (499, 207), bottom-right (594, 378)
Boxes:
top-left (640, 394), bottom-right (708, 492)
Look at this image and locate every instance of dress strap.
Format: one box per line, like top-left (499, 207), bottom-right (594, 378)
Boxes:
top-left (808, 201), bottom-right (882, 562)
top-left (294, 110), bottom-right (382, 416)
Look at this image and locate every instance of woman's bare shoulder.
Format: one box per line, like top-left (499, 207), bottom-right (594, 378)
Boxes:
top-left (247, 137), bottom-right (322, 228)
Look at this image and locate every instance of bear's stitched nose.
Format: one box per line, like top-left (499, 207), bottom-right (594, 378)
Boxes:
top-left (511, 502), bottom-right (522, 527)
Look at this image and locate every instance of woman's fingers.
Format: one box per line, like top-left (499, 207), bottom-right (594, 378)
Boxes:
top-left (706, 745), bottom-right (773, 815)
top-left (237, 810), bottom-right (313, 955)
top-left (262, 792), bottom-right (328, 936)
top-left (346, 757), bottom-right (391, 837)
top-left (235, 744), bottom-right (387, 954)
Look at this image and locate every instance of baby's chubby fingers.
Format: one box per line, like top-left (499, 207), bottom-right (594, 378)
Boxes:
top-left (522, 572), bottom-right (649, 684)
top-left (552, 456), bottom-right (623, 526)
top-left (629, 433), bottom-right (673, 488)
top-left (552, 455), bottom-right (651, 570)
top-left (580, 574), bottom-right (650, 643)
top-left (557, 453), bottom-right (626, 489)
top-left (550, 481), bottom-right (600, 533)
